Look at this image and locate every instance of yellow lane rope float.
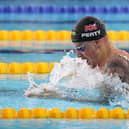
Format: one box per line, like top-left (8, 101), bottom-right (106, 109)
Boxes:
top-left (0, 62), bottom-right (56, 74)
top-left (0, 30), bottom-right (128, 41)
top-left (0, 107), bottom-right (128, 119)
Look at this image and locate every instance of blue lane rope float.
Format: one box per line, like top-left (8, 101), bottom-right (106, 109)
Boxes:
top-left (0, 6), bottom-right (129, 14)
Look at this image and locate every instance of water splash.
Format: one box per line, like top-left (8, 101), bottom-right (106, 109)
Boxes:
top-left (24, 52), bottom-right (129, 108)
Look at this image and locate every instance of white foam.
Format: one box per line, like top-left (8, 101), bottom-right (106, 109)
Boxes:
top-left (24, 51), bottom-right (129, 108)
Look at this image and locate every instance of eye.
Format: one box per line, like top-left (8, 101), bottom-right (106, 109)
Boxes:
top-left (75, 44), bottom-right (86, 51)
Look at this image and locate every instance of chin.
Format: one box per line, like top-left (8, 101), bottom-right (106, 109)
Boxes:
top-left (88, 61), bottom-right (98, 68)
top-left (78, 56), bottom-right (86, 60)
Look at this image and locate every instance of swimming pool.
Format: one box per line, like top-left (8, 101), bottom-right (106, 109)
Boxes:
top-left (0, 0), bottom-right (129, 129)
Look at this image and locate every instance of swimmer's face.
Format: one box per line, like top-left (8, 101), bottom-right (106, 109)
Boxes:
top-left (74, 40), bottom-right (105, 68)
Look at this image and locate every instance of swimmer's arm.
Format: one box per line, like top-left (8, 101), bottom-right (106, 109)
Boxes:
top-left (26, 88), bottom-right (61, 98)
top-left (26, 88), bottom-right (106, 103)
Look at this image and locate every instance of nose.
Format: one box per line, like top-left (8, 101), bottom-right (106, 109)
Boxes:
top-left (76, 51), bottom-right (90, 61)
top-left (76, 50), bottom-right (84, 57)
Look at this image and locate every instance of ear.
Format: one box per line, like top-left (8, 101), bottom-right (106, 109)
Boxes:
top-left (95, 39), bottom-right (103, 48)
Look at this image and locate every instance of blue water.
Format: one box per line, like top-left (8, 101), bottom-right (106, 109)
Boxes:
top-left (0, 48), bottom-right (129, 63)
top-left (0, 120), bottom-right (129, 129)
top-left (0, 53), bottom-right (66, 63)
top-left (0, 13), bottom-right (129, 30)
top-left (0, 78), bottom-right (112, 110)
top-left (0, 0), bottom-right (129, 7)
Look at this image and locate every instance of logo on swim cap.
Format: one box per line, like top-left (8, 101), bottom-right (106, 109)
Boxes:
top-left (84, 24), bottom-right (97, 32)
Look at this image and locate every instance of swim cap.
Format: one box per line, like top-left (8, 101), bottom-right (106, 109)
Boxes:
top-left (71, 16), bottom-right (107, 43)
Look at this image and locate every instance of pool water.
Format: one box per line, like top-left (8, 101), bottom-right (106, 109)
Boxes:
top-left (0, 119), bottom-right (129, 129)
top-left (1, 0), bottom-right (129, 6)
top-left (0, 76), bottom-right (114, 110)
top-left (0, 48), bottom-right (128, 63)
top-left (0, 52), bottom-right (66, 63)
top-left (1, 13), bottom-right (129, 31)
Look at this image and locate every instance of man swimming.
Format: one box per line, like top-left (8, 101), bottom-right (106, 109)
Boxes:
top-left (71, 16), bottom-right (129, 82)
top-left (25, 16), bottom-right (129, 103)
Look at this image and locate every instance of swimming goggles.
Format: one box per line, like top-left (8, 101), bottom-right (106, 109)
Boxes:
top-left (75, 44), bottom-right (86, 51)
top-left (75, 41), bottom-right (97, 52)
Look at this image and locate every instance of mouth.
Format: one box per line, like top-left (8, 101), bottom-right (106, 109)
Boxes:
top-left (78, 55), bottom-right (92, 64)
top-left (78, 56), bottom-right (97, 68)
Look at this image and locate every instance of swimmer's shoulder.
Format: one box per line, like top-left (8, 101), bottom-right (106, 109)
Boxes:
top-left (116, 48), bottom-right (129, 59)
top-left (109, 48), bottom-right (129, 65)
top-left (105, 53), bottom-right (129, 84)
top-left (106, 53), bottom-right (129, 70)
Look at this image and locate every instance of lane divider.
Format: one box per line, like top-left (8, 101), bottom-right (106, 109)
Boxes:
top-left (0, 30), bottom-right (71, 41)
top-left (0, 6), bottom-right (128, 14)
top-left (0, 107), bottom-right (128, 119)
top-left (0, 30), bottom-right (129, 41)
top-left (0, 62), bottom-right (56, 74)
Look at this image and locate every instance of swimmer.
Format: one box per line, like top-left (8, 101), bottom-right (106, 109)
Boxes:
top-left (26, 16), bottom-right (129, 103)
top-left (71, 16), bottom-right (129, 83)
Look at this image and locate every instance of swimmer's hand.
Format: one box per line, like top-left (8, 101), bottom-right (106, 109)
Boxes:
top-left (25, 83), bottom-right (60, 98)
top-left (25, 88), bottom-right (61, 98)
top-left (41, 87), bottom-right (61, 97)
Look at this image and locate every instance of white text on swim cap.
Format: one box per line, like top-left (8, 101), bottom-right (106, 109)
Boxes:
top-left (81, 30), bottom-right (100, 38)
